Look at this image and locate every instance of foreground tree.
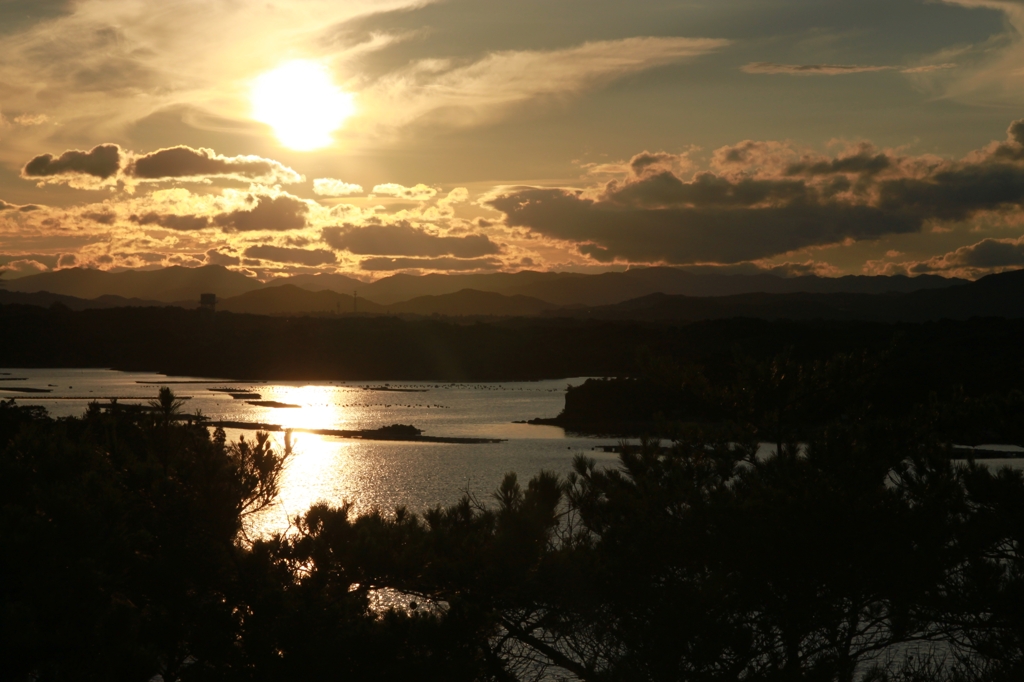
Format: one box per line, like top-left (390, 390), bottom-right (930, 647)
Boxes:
top-left (242, 431), bottom-right (1009, 681)
top-left (3, 393), bottom-right (1023, 681)
top-left (0, 395), bottom-right (289, 681)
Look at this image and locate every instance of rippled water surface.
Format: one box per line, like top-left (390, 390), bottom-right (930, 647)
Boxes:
top-left (1, 368), bottom-right (624, 535)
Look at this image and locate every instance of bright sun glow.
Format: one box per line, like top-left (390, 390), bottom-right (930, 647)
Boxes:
top-left (251, 61), bottom-right (355, 151)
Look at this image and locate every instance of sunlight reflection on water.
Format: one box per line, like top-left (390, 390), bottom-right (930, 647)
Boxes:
top-left (271, 385), bottom-right (352, 431)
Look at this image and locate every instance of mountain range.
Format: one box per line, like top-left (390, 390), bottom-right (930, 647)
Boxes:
top-left (1, 267), bottom-right (1022, 322)
top-left (559, 269), bottom-right (1024, 322)
top-left (192, 285), bottom-right (560, 316)
top-left (1, 264), bottom-right (966, 308)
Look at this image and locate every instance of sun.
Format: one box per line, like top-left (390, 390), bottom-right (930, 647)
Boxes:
top-left (251, 60), bottom-right (355, 151)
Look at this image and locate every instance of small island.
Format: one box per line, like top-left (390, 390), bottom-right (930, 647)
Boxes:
top-left (208, 419), bottom-right (504, 444)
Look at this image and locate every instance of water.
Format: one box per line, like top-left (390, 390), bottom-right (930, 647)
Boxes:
top-left (0, 368), bottom-right (623, 535)
top-left (4, 368), bottom-right (1021, 538)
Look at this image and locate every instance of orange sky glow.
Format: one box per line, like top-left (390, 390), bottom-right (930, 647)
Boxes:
top-left (3, 0), bottom-right (1024, 282)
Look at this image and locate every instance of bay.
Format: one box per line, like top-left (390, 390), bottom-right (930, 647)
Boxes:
top-left (4, 368), bottom-right (1020, 538)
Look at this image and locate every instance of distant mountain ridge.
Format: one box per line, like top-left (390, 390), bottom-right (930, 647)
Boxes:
top-left (2, 269), bottom-right (1022, 322)
top-left (560, 269), bottom-right (1024, 322)
top-left (0, 284), bottom-right (560, 318)
top-left (386, 289), bottom-right (558, 316)
top-left (0, 265), bottom-right (264, 301)
top-left (214, 286), bottom-right (556, 317)
top-left (1, 264), bottom-right (968, 308)
top-left (215, 285), bottom-right (386, 315)
top-left (0, 290), bottom-right (169, 310)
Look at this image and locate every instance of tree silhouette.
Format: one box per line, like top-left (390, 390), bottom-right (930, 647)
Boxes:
top-left (4, 385), bottom-right (1024, 681)
top-left (0, 392), bottom-right (289, 681)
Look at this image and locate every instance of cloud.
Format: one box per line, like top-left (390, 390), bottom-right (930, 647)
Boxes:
top-left (131, 211), bottom-right (211, 231)
top-left (899, 236), bottom-right (1024, 277)
top-left (0, 199), bottom-right (40, 212)
top-left (0, 252), bottom-right (59, 269)
top-left (213, 195), bottom-right (309, 232)
top-left (742, 62), bottom-right (894, 76)
top-left (784, 145), bottom-right (892, 177)
top-left (438, 187), bottom-right (470, 208)
top-left (322, 222), bottom-right (502, 257)
top-left (366, 36), bottom-right (730, 128)
top-left (21, 144), bottom-right (122, 187)
top-left (628, 151), bottom-right (682, 176)
top-left (205, 248), bottom-right (240, 266)
top-left (485, 117), bottom-right (1024, 264)
top-left (313, 178), bottom-right (364, 196)
top-left (924, 1), bottom-right (1024, 105)
top-left (874, 166), bottom-right (1024, 224)
top-left (19, 144), bottom-right (301, 189)
top-left (604, 170), bottom-right (812, 209)
top-left (127, 146), bottom-right (302, 184)
top-left (668, 260), bottom-right (841, 277)
top-left (901, 63), bottom-right (958, 74)
top-left (981, 118), bottom-right (1024, 161)
top-left (742, 62), bottom-right (956, 76)
top-left (82, 211), bottom-right (116, 224)
top-left (0, 0), bottom-right (411, 165)
top-left (371, 183), bottom-right (437, 200)
top-left (489, 186), bottom-right (914, 264)
top-left (243, 244), bottom-right (337, 265)
top-left (0, 258), bottom-right (49, 277)
top-left (359, 256), bottom-right (503, 271)
top-left (12, 113), bottom-right (50, 126)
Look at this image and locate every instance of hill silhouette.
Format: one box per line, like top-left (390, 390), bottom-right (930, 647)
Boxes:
top-left (213, 286), bottom-right (554, 317)
top-left (560, 269), bottom-right (1024, 322)
top-left (386, 289), bottom-right (558, 316)
top-left (215, 285), bottom-right (386, 315)
top-left (355, 267), bottom-right (965, 306)
top-left (271, 271), bottom-right (365, 294)
top-left (355, 271), bottom-right (561, 304)
top-left (0, 289), bottom-right (168, 310)
top-left (0, 265), bottom-right (263, 301)
top-left (4, 266), bottom-right (1019, 319)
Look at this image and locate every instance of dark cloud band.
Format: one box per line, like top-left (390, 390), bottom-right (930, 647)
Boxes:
top-left (21, 144), bottom-right (299, 187)
top-left (214, 195), bottom-right (309, 232)
top-left (907, 237), bottom-right (1024, 275)
top-left (22, 144), bottom-right (121, 180)
top-left (131, 212), bottom-right (211, 231)
top-left (243, 244), bottom-right (337, 265)
top-left (491, 187), bottom-right (918, 263)
top-left (127, 146), bottom-right (301, 183)
top-left (487, 118), bottom-right (1024, 265)
top-left (322, 222), bottom-right (501, 258)
top-left (359, 256), bottom-right (503, 271)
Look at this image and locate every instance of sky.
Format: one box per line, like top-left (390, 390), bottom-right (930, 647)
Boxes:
top-left (4, 0), bottom-right (1024, 282)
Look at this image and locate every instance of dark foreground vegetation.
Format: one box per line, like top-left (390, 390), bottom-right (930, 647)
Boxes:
top-left (2, 303), bottom-right (1024, 383)
top-left (3, 387), bottom-right (1024, 682)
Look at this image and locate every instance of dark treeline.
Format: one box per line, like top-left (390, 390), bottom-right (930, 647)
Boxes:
top-left (2, 302), bottom-right (1024, 384)
top-left (5, 301), bottom-right (1021, 446)
top-left (545, 332), bottom-right (1024, 447)
top-left (3, 393), bottom-right (1024, 682)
